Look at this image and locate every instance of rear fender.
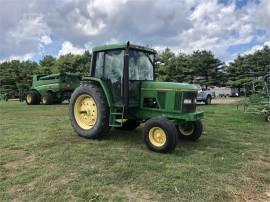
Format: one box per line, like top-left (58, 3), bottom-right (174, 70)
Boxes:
top-left (81, 77), bottom-right (113, 107)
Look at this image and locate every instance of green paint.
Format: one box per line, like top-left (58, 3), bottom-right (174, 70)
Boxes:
top-left (83, 43), bottom-right (204, 127)
top-left (31, 72), bottom-right (80, 99)
top-left (81, 76), bottom-right (113, 107)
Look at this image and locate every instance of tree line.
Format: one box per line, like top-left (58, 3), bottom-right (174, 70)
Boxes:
top-left (0, 46), bottom-right (269, 97)
top-left (156, 46), bottom-right (270, 89)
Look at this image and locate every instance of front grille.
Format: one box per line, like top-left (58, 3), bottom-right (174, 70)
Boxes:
top-left (182, 92), bottom-right (197, 113)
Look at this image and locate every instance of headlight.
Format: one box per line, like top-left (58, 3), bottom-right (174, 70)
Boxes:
top-left (184, 99), bottom-right (192, 104)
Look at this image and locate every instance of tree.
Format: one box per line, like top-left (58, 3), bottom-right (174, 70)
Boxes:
top-left (0, 60), bottom-right (38, 96)
top-left (156, 49), bottom-right (224, 86)
top-left (39, 55), bottom-right (56, 74)
top-left (156, 48), bottom-right (176, 81)
top-left (189, 50), bottom-right (224, 87)
top-left (227, 45), bottom-right (270, 92)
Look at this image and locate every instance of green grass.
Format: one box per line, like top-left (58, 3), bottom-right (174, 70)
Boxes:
top-left (0, 101), bottom-right (269, 201)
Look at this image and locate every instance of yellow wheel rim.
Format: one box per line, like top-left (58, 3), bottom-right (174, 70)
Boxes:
top-left (148, 127), bottom-right (167, 147)
top-left (26, 94), bottom-right (32, 103)
top-left (74, 94), bottom-right (98, 130)
top-left (179, 123), bottom-right (194, 136)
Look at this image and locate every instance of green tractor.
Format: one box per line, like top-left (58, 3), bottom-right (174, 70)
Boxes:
top-left (26, 72), bottom-right (81, 105)
top-left (69, 43), bottom-right (204, 153)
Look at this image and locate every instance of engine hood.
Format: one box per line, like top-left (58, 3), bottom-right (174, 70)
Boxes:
top-left (141, 81), bottom-right (197, 92)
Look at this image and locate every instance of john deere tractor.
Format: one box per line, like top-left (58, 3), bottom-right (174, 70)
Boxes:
top-left (69, 42), bottom-right (204, 153)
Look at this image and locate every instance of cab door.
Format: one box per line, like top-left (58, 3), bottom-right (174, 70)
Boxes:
top-left (128, 49), bottom-right (154, 107)
top-left (93, 50), bottom-right (124, 107)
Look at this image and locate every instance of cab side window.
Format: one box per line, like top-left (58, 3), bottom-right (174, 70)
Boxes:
top-left (104, 50), bottom-right (124, 82)
top-left (95, 52), bottom-right (104, 78)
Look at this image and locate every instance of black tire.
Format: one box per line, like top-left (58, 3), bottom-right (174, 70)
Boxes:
top-left (177, 120), bottom-right (203, 141)
top-left (41, 92), bottom-right (54, 105)
top-left (69, 84), bottom-right (110, 139)
top-left (26, 91), bottom-right (40, 105)
top-left (265, 115), bottom-right (270, 122)
top-left (143, 117), bottom-right (178, 153)
top-left (205, 95), bottom-right (211, 105)
top-left (116, 119), bottom-right (140, 130)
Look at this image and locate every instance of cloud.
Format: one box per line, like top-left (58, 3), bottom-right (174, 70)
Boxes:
top-left (40, 35), bottom-right (52, 45)
top-left (58, 41), bottom-right (85, 56)
top-left (243, 40), bottom-right (270, 55)
top-left (0, 53), bottom-right (35, 63)
top-left (0, 0), bottom-right (269, 62)
top-left (0, 3), bottom-right (51, 60)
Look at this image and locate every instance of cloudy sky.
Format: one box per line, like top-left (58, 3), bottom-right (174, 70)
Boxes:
top-left (0, 0), bottom-right (269, 62)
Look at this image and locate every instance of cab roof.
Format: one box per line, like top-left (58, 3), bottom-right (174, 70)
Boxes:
top-left (92, 43), bottom-right (157, 54)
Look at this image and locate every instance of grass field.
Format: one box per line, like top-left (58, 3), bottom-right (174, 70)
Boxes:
top-left (0, 101), bottom-right (269, 201)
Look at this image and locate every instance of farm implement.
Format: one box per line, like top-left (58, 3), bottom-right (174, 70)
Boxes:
top-left (242, 74), bottom-right (270, 122)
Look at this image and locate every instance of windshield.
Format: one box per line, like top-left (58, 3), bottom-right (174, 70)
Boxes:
top-left (129, 49), bottom-right (154, 80)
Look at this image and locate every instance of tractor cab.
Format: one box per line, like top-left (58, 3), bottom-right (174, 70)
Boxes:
top-left (90, 43), bottom-right (155, 107)
top-left (69, 42), bottom-right (204, 153)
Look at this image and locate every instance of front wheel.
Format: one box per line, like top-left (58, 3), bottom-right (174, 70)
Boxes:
top-left (69, 84), bottom-right (110, 139)
top-left (143, 117), bottom-right (178, 153)
top-left (177, 120), bottom-right (203, 141)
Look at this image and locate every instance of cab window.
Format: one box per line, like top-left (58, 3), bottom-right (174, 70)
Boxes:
top-left (94, 52), bottom-right (104, 78)
top-left (129, 50), bottom-right (154, 80)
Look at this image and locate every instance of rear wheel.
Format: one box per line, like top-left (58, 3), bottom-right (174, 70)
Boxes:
top-left (178, 120), bottom-right (203, 141)
top-left (116, 119), bottom-right (140, 130)
top-left (69, 84), bottom-right (110, 139)
top-left (41, 93), bottom-right (54, 105)
top-left (143, 117), bottom-right (177, 153)
top-left (26, 91), bottom-right (40, 105)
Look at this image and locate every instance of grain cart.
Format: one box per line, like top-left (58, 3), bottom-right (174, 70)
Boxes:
top-left (26, 72), bottom-right (81, 105)
top-left (242, 74), bottom-right (270, 122)
top-left (69, 43), bottom-right (204, 153)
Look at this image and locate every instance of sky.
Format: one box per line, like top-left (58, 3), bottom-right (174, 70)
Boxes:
top-left (0, 0), bottom-right (269, 63)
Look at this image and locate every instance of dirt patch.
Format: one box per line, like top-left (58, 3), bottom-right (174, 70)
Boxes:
top-left (3, 155), bottom-right (35, 170)
top-left (49, 173), bottom-right (78, 193)
top-left (119, 185), bottom-right (160, 202)
top-left (212, 98), bottom-right (243, 104)
top-left (236, 159), bottom-right (270, 202)
top-left (8, 171), bottom-right (78, 198)
top-left (1, 147), bottom-right (35, 174)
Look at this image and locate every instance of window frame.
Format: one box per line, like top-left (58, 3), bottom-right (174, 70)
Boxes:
top-left (91, 48), bottom-right (155, 81)
top-left (91, 48), bottom-right (125, 79)
top-left (128, 48), bottom-right (155, 81)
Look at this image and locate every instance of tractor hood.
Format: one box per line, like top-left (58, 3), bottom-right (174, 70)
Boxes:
top-left (141, 81), bottom-right (198, 92)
